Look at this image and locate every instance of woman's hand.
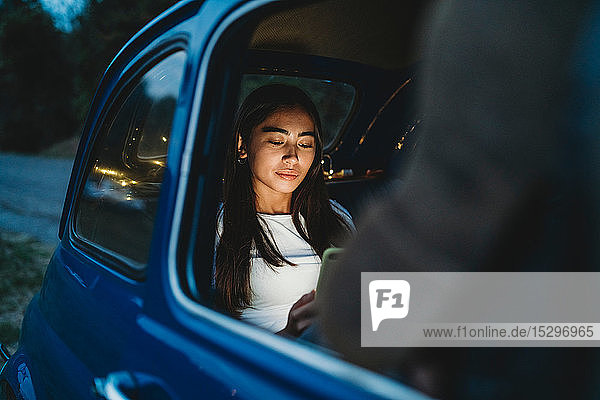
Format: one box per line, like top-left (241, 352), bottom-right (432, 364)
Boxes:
top-left (277, 290), bottom-right (317, 337)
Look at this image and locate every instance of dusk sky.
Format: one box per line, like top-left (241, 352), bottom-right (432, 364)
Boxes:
top-left (39, 0), bottom-right (86, 31)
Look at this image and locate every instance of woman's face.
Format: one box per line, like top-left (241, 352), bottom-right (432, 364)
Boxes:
top-left (240, 106), bottom-right (316, 205)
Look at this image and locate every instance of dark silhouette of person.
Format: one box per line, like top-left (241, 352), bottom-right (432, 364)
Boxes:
top-left (319, 1), bottom-right (600, 398)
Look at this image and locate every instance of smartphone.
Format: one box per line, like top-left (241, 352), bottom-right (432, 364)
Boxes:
top-left (317, 247), bottom-right (344, 292)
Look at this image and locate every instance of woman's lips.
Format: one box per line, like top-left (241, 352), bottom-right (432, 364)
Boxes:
top-left (276, 170), bottom-right (299, 180)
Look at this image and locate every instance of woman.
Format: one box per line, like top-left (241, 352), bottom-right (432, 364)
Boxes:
top-left (215, 84), bottom-right (353, 337)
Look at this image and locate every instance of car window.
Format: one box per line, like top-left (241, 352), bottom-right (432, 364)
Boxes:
top-left (75, 50), bottom-right (186, 271)
top-left (239, 74), bottom-right (355, 149)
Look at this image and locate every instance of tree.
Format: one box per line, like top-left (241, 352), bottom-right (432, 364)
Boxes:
top-left (68, 0), bottom-right (178, 131)
top-left (0, 0), bottom-right (77, 152)
top-left (0, 0), bottom-right (178, 153)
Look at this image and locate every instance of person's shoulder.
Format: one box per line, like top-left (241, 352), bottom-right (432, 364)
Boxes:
top-left (329, 199), bottom-right (355, 230)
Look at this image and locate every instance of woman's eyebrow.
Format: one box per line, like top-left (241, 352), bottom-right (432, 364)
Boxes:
top-left (262, 126), bottom-right (288, 134)
top-left (261, 126), bottom-right (315, 137)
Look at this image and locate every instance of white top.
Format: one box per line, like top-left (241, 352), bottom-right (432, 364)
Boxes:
top-left (216, 200), bottom-right (353, 332)
top-left (242, 212), bottom-right (322, 332)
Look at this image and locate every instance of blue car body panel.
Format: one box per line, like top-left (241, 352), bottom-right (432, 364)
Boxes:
top-left (1, 1), bottom-right (429, 399)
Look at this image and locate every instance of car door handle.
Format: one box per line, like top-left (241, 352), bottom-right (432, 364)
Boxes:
top-left (93, 371), bottom-right (172, 400)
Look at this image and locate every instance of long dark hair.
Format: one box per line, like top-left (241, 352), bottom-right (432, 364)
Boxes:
top-left (215, 84), bottom-right (351, 315)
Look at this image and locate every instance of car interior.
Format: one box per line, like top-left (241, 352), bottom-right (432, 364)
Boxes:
top-left (179, 0), bottom-right (435, 337)
top-left (246, 0), bottom-right (430, 220)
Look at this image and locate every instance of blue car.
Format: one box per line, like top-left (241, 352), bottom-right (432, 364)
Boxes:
top-left (0, 1), bottom-right (426, 398)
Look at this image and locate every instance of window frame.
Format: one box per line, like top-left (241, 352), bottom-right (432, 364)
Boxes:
top-left (69, 39), bottom-right (189, 281)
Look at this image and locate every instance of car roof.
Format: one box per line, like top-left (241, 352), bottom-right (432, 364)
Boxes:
top-left (249, 0), bottom-right (432, 70)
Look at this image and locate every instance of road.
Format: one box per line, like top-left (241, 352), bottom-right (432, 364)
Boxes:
top-left (0, 153), bottom-right (74, 244)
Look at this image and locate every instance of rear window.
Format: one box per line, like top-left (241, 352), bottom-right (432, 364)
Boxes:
top-left (239, 74), bottom-right (355, 149)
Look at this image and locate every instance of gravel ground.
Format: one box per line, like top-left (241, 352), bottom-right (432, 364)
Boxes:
top-left (0, 152), bottom-right (74, 245)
